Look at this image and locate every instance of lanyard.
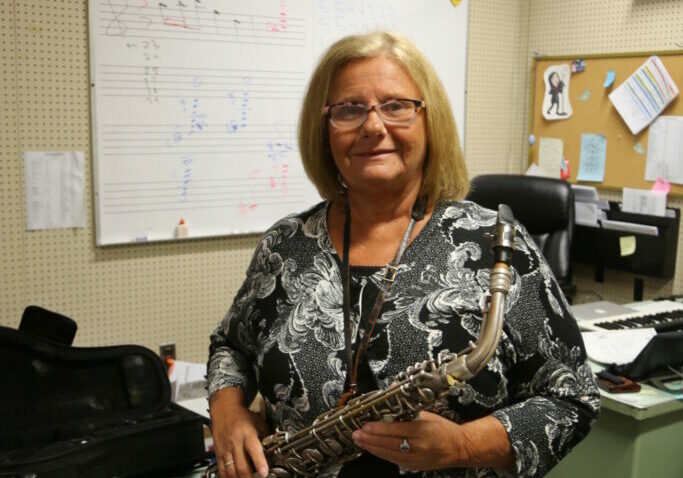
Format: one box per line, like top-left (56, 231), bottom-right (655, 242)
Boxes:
top-left (337, 197), bottom-right (426, 407)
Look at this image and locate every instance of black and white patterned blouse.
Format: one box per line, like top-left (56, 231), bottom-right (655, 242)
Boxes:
top-left (208, 200), bottom-right (601, 478)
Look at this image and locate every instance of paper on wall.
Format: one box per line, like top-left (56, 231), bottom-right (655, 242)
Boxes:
top-left (608, 56), bottom-right (679, 135)
top-left (537, 137), bottom-right (563, 178)
top-left (645, 116), bottom-right (683, 184)
top-left (542, 63), bottom-right (573, 120)
top-left (23, 151), bottom-right (85, 230)
top-left (577, 134), bottom-right (607, 182)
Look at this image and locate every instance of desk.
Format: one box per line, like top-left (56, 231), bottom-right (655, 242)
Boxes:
top-left (548, 302), bottom-right (683, 478)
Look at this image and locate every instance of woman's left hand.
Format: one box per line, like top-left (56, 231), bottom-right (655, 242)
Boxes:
top-left (351, 411), bottom-right (514, 472)
top-left (351, 411), bottom-right (464, 471)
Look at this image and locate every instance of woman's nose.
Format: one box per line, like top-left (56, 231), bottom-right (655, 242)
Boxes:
top-left (361, 109), bottom-right (386, 136)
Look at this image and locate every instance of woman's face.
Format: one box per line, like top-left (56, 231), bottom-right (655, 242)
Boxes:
top-left (550, 73), bottom-right (559, 86)
top-left (327, 55), bottom-right (427, 197)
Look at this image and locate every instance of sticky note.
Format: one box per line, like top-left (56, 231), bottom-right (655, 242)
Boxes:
top-left (652, 177), bottom-right (671, 194)
top-left (619, 236), bottom-right (636, 257)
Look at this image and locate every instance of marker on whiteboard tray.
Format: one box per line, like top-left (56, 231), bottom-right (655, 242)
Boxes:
top-left (176, 218), bottom-right (189, 238)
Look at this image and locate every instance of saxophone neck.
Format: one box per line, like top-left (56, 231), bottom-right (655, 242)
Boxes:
top-left (444, 204), bottom-right (516, 382)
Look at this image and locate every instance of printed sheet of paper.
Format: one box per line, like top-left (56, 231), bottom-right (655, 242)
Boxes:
top-left (608, 56), bottom-right (679, 135)
top-left (582, 328), bottom-right (657, 365)
top-left (622, 187), bottom-right (667, 217)
top-left (537, 137), bottom-right (563, 178)
top-left (23, 151), bottom-right (85, 230)
top-left (645, 116), bottom-right (683, 184)
top-left (577, 134), bottom-right (607, 182)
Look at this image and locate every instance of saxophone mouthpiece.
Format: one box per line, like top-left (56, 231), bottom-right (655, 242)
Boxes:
top-left (497, 204), bottom-right (514, 225)
top-left (492, 204), bottom-right (516, 265)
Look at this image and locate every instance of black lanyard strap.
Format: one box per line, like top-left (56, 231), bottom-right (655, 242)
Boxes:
top-left (337, 197), bottom-right (427, 406)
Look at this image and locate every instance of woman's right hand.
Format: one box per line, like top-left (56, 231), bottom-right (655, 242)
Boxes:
top-left (209, 388), bottom-right (270, 478)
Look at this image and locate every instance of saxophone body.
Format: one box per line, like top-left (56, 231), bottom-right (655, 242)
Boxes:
top-left (204, 204), bottom-right (516, 478)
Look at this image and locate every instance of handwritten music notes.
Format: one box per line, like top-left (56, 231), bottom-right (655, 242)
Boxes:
top-left (89, 0), bottom-right (469, 244)
top-left (90, 0), bottom-right (317, 244)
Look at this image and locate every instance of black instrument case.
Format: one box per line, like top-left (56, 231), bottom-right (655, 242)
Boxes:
top-left (0, 307), bottom-right (207, 477)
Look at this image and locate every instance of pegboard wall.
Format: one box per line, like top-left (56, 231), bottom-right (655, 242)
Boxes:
top-left (1, 0), bottom-right (683, 363)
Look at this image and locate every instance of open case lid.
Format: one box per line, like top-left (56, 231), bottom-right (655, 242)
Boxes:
top-left (0, 325), bottom-right (171, 445)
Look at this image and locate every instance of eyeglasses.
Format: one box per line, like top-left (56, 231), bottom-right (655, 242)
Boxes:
top-left (323, 98), bottom-right (425, 130)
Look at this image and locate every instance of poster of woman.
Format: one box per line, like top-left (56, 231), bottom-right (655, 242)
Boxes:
top-left (542, 63), bottom-right (573, 120)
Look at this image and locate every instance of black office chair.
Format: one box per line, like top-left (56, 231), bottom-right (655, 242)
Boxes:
top-left (466, 174), bottom-right (576, 302)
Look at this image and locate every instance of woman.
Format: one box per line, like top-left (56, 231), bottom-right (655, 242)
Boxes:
top-left (207, 31), bottom-right (600, 478)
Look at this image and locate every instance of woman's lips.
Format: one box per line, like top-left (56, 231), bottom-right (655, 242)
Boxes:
top-left (352, 149), bottom-right (396, 158)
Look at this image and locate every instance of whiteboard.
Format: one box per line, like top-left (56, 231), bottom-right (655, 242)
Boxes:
top-left (89, 0), bottom-right (469, 245)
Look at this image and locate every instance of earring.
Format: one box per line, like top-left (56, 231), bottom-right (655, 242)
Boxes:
top-left (337, 172), bottom-right (347, 195)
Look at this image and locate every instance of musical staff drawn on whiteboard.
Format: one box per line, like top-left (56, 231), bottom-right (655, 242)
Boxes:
top-left (98, 66), bottom-right (306, 100)
top-left (98, 1), bottom-right (306, 46)
top-left (102, 176), bottom-right (310, 214)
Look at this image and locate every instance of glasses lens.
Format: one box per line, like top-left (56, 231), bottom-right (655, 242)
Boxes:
top-left (327, 100), bottom-right (422, 129)
top-left (379, 100), bottom-right (417, 122)
top-left (330, 104), bottom-right (366, 128)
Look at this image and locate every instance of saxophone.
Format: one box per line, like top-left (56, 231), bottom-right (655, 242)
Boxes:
top-left (206, 204), bottom-right (516, 478)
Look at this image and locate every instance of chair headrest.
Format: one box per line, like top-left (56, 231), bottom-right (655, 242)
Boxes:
top-left (467, 174), bottom-right (573, 234)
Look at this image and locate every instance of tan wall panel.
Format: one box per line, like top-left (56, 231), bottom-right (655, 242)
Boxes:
top-left (1, 0), bottom-right (27, 321)
top-left (466, 0), bottom-right (530, 178)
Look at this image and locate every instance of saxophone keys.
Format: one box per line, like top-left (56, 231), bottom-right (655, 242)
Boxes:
top-left (285, 457), bottom-right (308, 476)
top-left (323, 438), bottom-right (344, 456)
top-left (302, 448), bottom-right (325, 464)
top-left (267, 467), bottom-right (292, 478)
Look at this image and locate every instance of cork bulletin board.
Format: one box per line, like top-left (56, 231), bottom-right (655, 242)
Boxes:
top-left (529, 52), bottom-right (683, 196)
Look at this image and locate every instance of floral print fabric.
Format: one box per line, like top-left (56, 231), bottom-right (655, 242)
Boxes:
top-left (208, 200), bottom-right (600, 477)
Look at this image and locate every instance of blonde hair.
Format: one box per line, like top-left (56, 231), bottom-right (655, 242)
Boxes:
top-left (298, 31), bottom-right (469, 202)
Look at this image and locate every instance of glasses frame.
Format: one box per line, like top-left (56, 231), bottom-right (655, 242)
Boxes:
top-left (323, 98), bottom-right (425, 130)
